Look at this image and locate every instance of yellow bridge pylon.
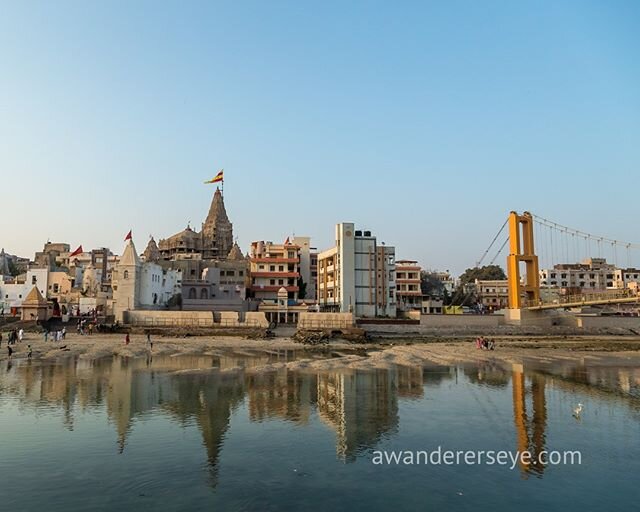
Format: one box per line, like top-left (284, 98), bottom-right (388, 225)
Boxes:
top-left (507, 211), bottom-right (540, 309)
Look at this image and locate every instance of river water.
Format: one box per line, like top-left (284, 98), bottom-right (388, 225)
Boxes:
top-left (0, 349), bottom-right (638, 511)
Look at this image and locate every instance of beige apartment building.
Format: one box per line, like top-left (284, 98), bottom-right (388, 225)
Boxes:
top-left (317, 223), bottom-right (396, 318)
top-left (395, 260), bottom-right (422, 311)
top-left (249, 237), bottom-right (314, 302)
top-left (475, 279), bottom-right (509, 311)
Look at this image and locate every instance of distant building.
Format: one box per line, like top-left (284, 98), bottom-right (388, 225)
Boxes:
top-left (539, 258), bottom-right (639, 293)
top-left (396, 260), bottom-right (422, 310)
top-left (249, 239), bottom-right (306, 302)
top-left (421, 296), bottom-right (443, 314)
top-left (112, 239), bottom-right (181, 322)
top-left (181, 243), bottom-right (251, 312)
top-left (0, 268), bottom-right (49, 315)
top-left (317, 223), bottom-right (396, 318)
top-left (475, 279), bottom-right (509, 311)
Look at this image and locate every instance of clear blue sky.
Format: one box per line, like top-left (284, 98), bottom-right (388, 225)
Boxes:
top-left (1, 1), bottom-right (639, 274)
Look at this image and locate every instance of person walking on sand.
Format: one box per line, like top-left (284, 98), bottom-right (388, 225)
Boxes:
top-left (62, 326), bottom-right (66, 340)
top-left (43, 329), bottom-right (48, 343)
top-left (18, 328), bottom-right (24, 343)
top-left (7, 345), bottom-right (12, 359)
top-left (125, 333), bottom-right (130, 345)
top-left (146, 333), bottom-right (153, 351)
top-left (27, 344), bottom-right (32, 359)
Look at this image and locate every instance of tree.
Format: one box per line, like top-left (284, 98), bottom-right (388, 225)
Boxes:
top-left (458, 265), bottom-right (506, 285)
top-left (7, 259), bottom-right (20, 277)
top-left (449, 265), bottom-right (507, 307)
top-left (420, 271), bottom-right (445, 297)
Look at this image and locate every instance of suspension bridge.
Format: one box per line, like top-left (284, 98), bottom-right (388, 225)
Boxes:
top-left (480, 211), bottom-right (640, 318)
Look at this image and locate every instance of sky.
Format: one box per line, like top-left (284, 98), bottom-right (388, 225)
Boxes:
top-left (1, 0), bottom-right (639, 275)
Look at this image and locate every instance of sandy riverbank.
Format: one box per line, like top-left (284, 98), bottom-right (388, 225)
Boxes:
top-left (3, 331), bottom-right (640, 373)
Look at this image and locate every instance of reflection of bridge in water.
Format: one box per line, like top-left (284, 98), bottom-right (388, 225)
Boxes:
top-left (2, 354), bottom-right (639, 484)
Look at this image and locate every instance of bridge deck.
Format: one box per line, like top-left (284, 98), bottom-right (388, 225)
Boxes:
top-left (524, 291), bottom-right (640, 311)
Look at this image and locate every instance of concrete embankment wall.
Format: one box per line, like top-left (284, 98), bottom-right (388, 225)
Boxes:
top-left (124, 310), bottom-right (269, 328)
top-left (575, 316), bottom-right (640, 330)
top-left (298, 312), bottom-right (355, 329)
top-left (420, 315), bottom-right (502, 328)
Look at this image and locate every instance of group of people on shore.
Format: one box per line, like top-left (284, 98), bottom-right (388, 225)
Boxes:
top-left (0, 329), bottom-right (32, 360)
top-left (475, 336), bottom-right (495, 350)
top-left (123, 332), bottom-right (154, 351)
top-left (0, 328), bottom-right (24, 346)
top-left (76, 319), bottom-right (94, 335)
top-left (43, 327), bottom-right (66, 342)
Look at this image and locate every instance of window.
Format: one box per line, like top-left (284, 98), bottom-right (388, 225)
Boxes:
top-left (270, 279), bottom-right (275, 285)
top-left (124, 270), bottom-right (129, 279)
top-left (227, 270), bottom-right (235, 276)
top-left (278, 265), bottom-right (284, 272)
top-left (270, 265), bottom-right (275, 271)
top-left (53, 284), bottom-right (59, 293)
top-left (188, 288), bottom-right (196, 299)
top-left (278, 279), bottom-right (284, 285)
top-left (239, 271), bottom-right (244, 276)
top-left (200, 288), bottom-right (208, 299)
top-left (32, 275), bottom-right (37, 284)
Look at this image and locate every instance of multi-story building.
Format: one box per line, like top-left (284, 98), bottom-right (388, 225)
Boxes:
top-left (317, 223), bottom-right (396, 318)
top-left (249, 239), bottom-right (303, 302)
top-left (539, 258), bottom-right (638, 293)
top-left (181, 243), bottom-right (251, 312)
top-left (475, 279), bottom-right (509, 311)
top-left (395, 260), bottom-right (422, 310)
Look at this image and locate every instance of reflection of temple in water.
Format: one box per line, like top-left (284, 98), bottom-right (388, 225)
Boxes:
top-left (3, 354), bottom-right (640, 485)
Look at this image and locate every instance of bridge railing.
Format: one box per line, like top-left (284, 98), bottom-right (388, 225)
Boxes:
top-left (524, 289), bottom-right (638, 308)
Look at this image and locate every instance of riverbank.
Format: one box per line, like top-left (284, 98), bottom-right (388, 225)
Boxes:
top-left (3, 332), bottom-right (640, 373)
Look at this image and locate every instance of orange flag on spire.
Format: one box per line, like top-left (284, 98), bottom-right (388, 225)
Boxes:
top-left (204, 170), bottom-right (224, 184)
top-left (124, 230), bottom-right (132, 241)
top-left (69, 245), bottom-right (83, 258)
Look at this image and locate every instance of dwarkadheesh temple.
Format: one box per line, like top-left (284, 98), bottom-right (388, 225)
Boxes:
top-left (155, 187), bottom-right (238, 277)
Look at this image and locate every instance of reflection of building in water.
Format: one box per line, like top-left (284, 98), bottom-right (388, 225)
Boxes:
top-left (464, 362), bottom-right (510, 388)
top-left (317, 369), bottom-right (399, 462)
top-left (247, 369), bottom-right (316, 424)
top-left (396, 365), bottom-right (424, 399)
top-left (511, 364), bottom-right (547, 477)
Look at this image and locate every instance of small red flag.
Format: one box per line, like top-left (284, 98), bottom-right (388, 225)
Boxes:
top-left (124, 230), bottom-right (132, 241)
top-left (284, 237), bottom-right (290, 245)
top-left (69, 245), bottom-right (83, 258)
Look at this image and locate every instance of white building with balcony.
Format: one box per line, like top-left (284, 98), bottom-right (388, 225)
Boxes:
top-left (317, 223), bottom-right (396, 318)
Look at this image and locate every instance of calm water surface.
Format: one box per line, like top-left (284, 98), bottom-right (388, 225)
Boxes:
top-left (1, 348), bottom-right (639, 511)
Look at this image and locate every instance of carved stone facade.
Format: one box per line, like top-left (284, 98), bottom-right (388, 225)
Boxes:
top-left (158, 188), bottom-right (233, 262)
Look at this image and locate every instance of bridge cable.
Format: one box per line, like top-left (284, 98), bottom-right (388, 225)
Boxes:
top-left (475, 218), bottom-right (508, 268)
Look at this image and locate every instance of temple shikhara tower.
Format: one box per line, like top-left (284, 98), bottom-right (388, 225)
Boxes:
top-left (201, 188), bottom-right (234, 260)
top-left (158, 188), bottom-right (234, 263)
